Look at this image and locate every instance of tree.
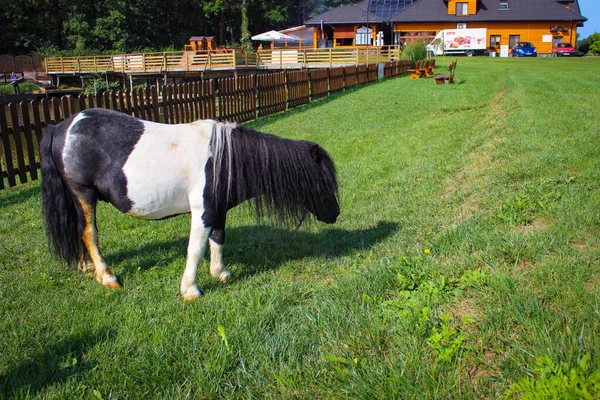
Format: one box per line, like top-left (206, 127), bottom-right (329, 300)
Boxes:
top-left (577, 36), bottom-right (591, 54)
top-left (588, 33), bottom-right (600, 55)
top-left (0, 0), bottom-right (68, 54)
top-left (240, 0), bottom-right (252, 51)
top-left (0, 0), bottom-right (361, 54)
top-left (577, 32), bottom-right (600, 55)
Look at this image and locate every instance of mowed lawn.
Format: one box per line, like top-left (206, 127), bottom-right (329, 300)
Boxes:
top-left (1, 57), bottom-right (599, 399)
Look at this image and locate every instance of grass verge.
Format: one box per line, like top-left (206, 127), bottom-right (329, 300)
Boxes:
top-left (1, 57), bottom-right (599, 399)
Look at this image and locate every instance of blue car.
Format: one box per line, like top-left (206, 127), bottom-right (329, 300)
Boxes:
top-left (511, 42), bottom-right (537, 57)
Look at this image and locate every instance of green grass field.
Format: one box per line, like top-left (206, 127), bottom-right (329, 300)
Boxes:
top-left (1, 57), bottom-right (599, 399)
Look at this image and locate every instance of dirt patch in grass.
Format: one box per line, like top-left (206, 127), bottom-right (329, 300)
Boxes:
top-left (485, 89), bottom-right (509, 128)
top-left (517, 218), bottom-right (549, 237)
top-left (443, 89), bottom-right (510, 222)
top-left (583, 272), bottom-right (600, 294)
top-left (446, 297), bottom-right (481, 322)
top-left (515, 259), bottom-right (534, 274)
top-left (458, 196), bottom-right (477, 222)
top-left (463, 350), bottom-right (500, 397)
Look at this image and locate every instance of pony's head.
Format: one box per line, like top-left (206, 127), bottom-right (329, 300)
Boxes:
top-left (305, 144), bottom-right (339, 224)
top-left (211, 124), bottom-right (340, 225)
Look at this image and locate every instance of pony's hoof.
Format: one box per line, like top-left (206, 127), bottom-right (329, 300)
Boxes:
top-left (103, 281), bottom-right (121, 290)
top-left (181, 285), bottom-right (203, 300)
top-left (219, 271), bottom-right (231, 283)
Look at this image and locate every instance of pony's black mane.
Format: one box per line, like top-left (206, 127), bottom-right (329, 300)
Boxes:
top-left (210, 123), bottom-right (337, 224)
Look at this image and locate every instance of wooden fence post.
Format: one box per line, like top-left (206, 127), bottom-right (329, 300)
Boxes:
top-left (0, 103), bottom-right (16, 187)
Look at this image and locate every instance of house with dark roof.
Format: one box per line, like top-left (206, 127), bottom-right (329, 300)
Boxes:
top-left (304, 0), bottom-right (587, 55)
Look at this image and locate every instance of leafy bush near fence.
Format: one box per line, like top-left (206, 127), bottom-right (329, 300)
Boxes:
top-left (400, 41), bottom-right (428, 65)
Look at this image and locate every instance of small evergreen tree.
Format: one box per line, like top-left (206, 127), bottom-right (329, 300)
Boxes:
top-left (240, 0), bottom-right (253, 51)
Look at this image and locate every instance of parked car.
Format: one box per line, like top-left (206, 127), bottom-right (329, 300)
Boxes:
top-left (511, 42), bottom-right (537, 57)
top-left (553, 42), bottom-right (575, 56)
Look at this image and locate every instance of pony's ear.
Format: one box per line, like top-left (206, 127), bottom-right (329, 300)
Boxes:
top-left (310, 144), bottom-right (320, 162)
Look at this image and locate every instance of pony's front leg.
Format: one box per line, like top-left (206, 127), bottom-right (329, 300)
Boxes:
top-left (180, 212), bottom-right (212, 300)
top-left (209, 228), bottom-right (231, 283)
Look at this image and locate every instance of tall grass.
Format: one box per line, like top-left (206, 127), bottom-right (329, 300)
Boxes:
top-left (400, 41), bottom-right (428, 65)
top-left (1, 57), bottom-right (599, 399)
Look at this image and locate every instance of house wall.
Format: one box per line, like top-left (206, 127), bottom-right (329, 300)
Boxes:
top-left (447, 0), bottom-right (478, 16)
top-left (393, 21), bottom-right (578, 54)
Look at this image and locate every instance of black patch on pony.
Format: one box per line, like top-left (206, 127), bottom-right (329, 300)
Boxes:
top-left (205, 123), bottom-right (339, 226)
top-left (40, 109), bottom-right (145, 265)
top-left (61, 108), bottom-right (144, 212)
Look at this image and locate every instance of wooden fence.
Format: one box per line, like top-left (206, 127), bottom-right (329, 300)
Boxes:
top-left (1, 61), bottom-right (411, 190)
top-left (44, 47), bottom-right (402, 75)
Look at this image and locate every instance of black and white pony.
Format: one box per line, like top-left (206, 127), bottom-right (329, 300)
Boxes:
top-left (40, 108), bottom-right (339, 300)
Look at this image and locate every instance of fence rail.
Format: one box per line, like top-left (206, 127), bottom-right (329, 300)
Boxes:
top-left (2, 61), bottom-right (411, 190)
top-left (45, 47), bottom-right (402, 74)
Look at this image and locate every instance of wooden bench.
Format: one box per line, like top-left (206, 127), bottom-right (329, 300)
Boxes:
top-left (408, 59), bottom-right (427, 79)
top-left (424, 58), bottom-right (435, 77)
top-left (434, 60), bottom-right (457, 84)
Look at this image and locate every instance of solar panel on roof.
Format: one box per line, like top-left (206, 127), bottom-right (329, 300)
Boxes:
top-left (367, 0), bottom-right (419, 20)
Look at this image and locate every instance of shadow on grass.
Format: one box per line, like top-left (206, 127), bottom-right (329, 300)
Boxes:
top-left (0, 328), bottom-right (116, 398)
top-left (114, 221), bottom-right (398, 285)
top-left (0, 185), bottom-right (40, 208)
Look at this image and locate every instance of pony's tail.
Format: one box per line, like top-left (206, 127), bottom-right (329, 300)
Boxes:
top-left (40, 126), bottom-right (80, 266)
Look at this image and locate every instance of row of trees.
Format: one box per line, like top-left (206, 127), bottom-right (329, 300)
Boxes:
top-left (0, 0), bottom-right (355, 56)
top-left (3, 1), bottom-right (598, 57)
top-left (577, 33), bottom-right (600, 55)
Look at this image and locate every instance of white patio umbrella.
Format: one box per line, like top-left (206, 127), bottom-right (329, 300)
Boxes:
top-left (251, 30), bottom-right (298, 41)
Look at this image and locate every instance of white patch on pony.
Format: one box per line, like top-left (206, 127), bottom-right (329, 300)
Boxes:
top-left (62, 112), bottom-right (88, 165)
top-left (123, 120), bottom-right (214, 220)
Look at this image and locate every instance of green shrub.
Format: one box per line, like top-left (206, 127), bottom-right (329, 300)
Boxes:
top-left (400, 41), bottom-right (428, 65)
top-left (506, 354), bottom-right (600, 399)
top-left (83, 74), bottom-right (121, 95)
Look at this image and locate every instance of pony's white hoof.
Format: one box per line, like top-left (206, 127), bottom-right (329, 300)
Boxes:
top-left (103, 280), bottom-right (122, 290)
top-left (101, 275), bottom-right (121, 290)
top-left (181, 285), bottom-right (202, 301)
top-left (218, 270), bottom-right (231, 283)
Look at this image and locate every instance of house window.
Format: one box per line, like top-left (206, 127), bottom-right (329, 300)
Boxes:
top-left (456, 2), bottom-right (468, 16)
top-left (509, 35), bottom-right (520, 48)
top-left (499, 2), bottom-right (509, 9)
top-left (490, 35), bottom-right (501, 49)
top-left (355, 26), bottom-right (372, 46)
top-left (553, 36), bottom-right (563, 48)
top-left (335, 38), bottom-right (353, 47)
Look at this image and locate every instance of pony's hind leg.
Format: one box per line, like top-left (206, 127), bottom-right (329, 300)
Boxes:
top-left (75, 192), bottom-right (120, 289)
top-left (77, 250), bottom-right (95, 274)
top-left (209, 228), bottom-right (231, 283)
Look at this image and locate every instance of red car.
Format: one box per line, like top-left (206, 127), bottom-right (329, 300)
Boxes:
top-left (553, 42), bottom-right (575, 56)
